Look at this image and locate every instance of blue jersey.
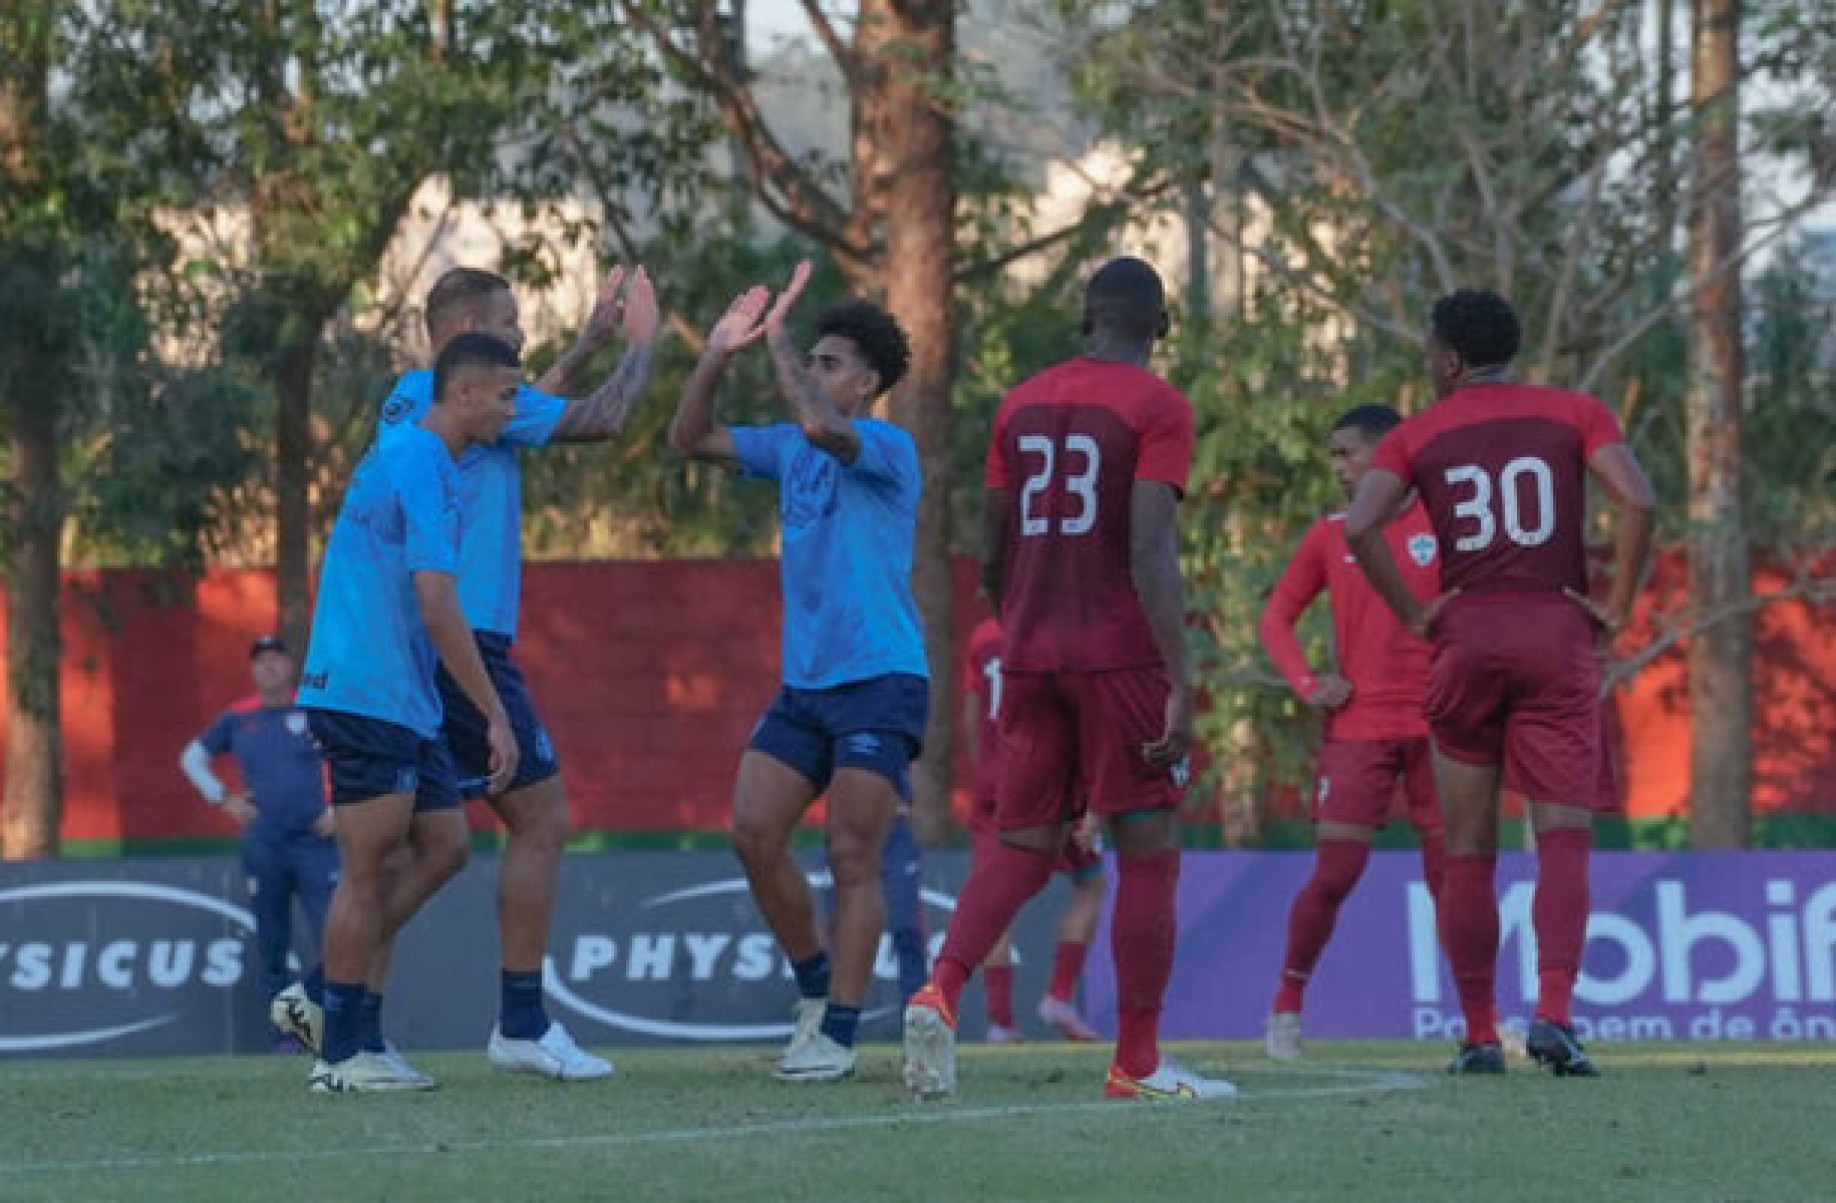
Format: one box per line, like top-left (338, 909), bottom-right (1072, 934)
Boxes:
top-left (298, 424), bottom-right (461, 737)
top-left (732, 421), bottom-right (929, 689)
top-left (377, 369), bottom-right (566, 637)
top-left (198, 699), bottom-right (327, 839)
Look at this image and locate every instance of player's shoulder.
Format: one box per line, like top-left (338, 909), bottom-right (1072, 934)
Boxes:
top-left (858, 417), bottom-right (916, 451)
top-left (225, 693), bottom-right (264, 717)
top-left (381, 369), bottom-right (433, 427)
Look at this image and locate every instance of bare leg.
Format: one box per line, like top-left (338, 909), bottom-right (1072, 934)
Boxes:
top-left (730, 751), bottom-right (822, 962)
top-left (823, 768), bottom-right (899, 1009)
top-left (490, 775), bottom-right (569, 974)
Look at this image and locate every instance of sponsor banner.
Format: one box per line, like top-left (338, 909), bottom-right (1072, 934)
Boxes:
top-left (1084, 852), bottom-right (1836, 1044)
top-left (8, 851), bottom-right (1831, 1058)
top-left (0, 852), bottom-right (1070, 1058)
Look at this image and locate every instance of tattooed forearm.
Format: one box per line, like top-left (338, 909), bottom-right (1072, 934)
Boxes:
top-left (553, 341), bottom-right (655, 441)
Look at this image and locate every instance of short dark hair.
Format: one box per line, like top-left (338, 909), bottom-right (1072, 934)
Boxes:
top-left (1084, 256), bottom-right (1167, 344)
top-left (1331, 403), bottom-right (1402, 441)
top-left (424, 267), bottom-right (510, 338)
top-left (433, 332), bottom-right (520, 403)
top-left (1430, 289), bottom-right (1521, 368)
top-left (814, 299), bottom-right (911, 395)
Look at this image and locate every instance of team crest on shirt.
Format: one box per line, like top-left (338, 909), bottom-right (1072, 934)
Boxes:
top-left (381, 392), bottom-right (413, 424)
top-left (1407, 534), bottom-right (1437, 566)
top-left (285, 711), bottom-right (309, 737)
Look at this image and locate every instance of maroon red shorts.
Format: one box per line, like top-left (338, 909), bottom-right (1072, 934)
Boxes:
top-left (970, 808), bottom-right (1104, 878)
top-left (1313, 737), bottom-right (1439, 831)
top-left (1426, 594), bottom-right (1610, 809)
top-left (993, 667), bottom-right (1184, 829)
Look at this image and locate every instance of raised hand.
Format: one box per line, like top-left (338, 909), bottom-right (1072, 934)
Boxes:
top-left (707, 285), bottom-right (773, 354)
top-left (763, 259), bottom-right (814, 334)
top-left (621, 265), bottom-right (660, 344)
top-left (580, 265), bottom-right (629, 348)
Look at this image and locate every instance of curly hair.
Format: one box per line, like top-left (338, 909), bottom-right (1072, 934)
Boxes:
top-left (1430, 289), bottom-right (1521, 368)
top-left (814, 299), bottom-right (912, 395)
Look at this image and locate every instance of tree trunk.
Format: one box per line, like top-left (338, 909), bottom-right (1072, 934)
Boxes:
top-left (1685, 0), bottom-right (1752, 848)
top-left (877, 0), bottom-right (957, 845)
top-left (3, 399), bottom-right (64, 859)
top-left (274, 328), bottom-right (317, 654)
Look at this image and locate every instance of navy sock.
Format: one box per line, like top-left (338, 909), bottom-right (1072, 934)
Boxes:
top-left (819, 1004), bottom-right (861, 1050)
top-left (499, 970), bottom-right (549, 1040)
top-left (360, 991), bottom-right (385, 1054)
top-left (791, 953), bottom-right (832, 1001)
top-left (321, 982), bottom-right (365, 1064)
top-left (303, 964), bottom-right (325, 1006)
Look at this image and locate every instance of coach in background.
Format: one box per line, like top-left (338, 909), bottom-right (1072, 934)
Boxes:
top-left (180, 635), bottom-right (338, 1054)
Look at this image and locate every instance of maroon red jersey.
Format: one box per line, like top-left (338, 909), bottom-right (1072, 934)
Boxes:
top-left (964, 617), bottom-right (1004, 802)
top-left (1259, 501), bottom-right (1437, 741)
top-left (1372, 383), bottom-right (1623, 597)
top-left (986, 357), bottom-right (1194, 672)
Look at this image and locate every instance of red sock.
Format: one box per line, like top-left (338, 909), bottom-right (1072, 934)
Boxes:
top-left (935, 839), bottom-right (1055, 1014)
top-left (1273, 839), bottom-right (1371, 1013)
top-left (1047, 940), bottom-right (1090, 1004)
top-left (984, 965), bottom-right (1015, 1028)
top-left (1439, 853), bottom-right (1500, 1046)
top-left (1112, 849), bottom-right (1179, 1079)
top-left (1533, 827), bottom-right (1592, 1026)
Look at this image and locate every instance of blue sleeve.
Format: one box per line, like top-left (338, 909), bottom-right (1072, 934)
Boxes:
top-left (198, 714), bottom-right (233, 756)
top-left (731, 425), bottom-right (793, 482)
top-left (500, 384), bottom-right (567, 448)
top-left (850, 422), bottom-right (920, 491)
top-left (390, 442), bottom-right (460, 575)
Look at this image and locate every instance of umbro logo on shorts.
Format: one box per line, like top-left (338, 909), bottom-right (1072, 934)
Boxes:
top-left (393, 767), bottom-right (419, 794)
top-left (845, 733), bottom-right (881, 756)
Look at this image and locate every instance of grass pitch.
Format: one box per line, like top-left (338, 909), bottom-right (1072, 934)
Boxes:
top-left (3, 1041), bottom-right (1833, 1201)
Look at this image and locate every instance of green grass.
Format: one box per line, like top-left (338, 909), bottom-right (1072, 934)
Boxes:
top-left (3, 1042), bottom-right (1834, 1201)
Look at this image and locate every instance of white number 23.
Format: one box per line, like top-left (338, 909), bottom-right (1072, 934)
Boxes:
top-left (1019, 434), bottom-right (1101, 537)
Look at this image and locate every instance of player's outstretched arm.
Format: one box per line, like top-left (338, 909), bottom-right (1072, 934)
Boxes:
top-left (552, 267), bottom-right (661, 443)
top-left (538, 265), bottom-right (627, 397)
top-left (1130, 480), bottom-right (1195, 769)
top-left (1346, 468), bottom-right (1448, 636)
top-left (668, 285), bottom-right (772, 468)
top-left (413, 571), bottom-right (519, 796)
top-left (763, 260), bottom-right (863, 465)
top-left (1578, 443), bottom-right (1658, 633)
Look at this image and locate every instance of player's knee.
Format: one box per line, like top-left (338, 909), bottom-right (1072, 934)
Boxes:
top-left (825, 837), bottom-right (881, 891)
top-left (728, 816), bottom-right (783, 869)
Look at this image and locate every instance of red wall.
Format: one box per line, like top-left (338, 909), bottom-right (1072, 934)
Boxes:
top-left (0, 557), bottom-right (1830, 844)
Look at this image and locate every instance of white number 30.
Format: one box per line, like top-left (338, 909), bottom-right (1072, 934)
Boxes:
top-left (1443, 456), bottom-right (1555, 551)
top-left (1019, 434), bottom-right (1102, 537)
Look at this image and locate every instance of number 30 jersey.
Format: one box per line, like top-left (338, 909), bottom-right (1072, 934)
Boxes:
top-left (986, 356), bottom-right (1194, 672)
top-left (1372, 383), bottom-right (1624, 597)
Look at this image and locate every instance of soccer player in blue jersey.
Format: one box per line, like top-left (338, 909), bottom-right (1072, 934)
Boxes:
top-left (181, 636), bottom-right (337, 1054)
top-left (669, 264), bottom-right (928, 1082)
top-left (295, 332), bottom-right (523, 1093)
top-left (276, 265), bottom-right (658, 1081)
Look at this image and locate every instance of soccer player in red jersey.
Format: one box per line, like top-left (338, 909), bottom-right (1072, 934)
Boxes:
top-left (1260, 404), bottom-right (1445, 1061)
top-left (963, 616), bottom-right (1106, 1045)
top-left (903, 257), bottom-right (1235, 1101)
top-left (1344, 289), bottom-right (1655, 1077)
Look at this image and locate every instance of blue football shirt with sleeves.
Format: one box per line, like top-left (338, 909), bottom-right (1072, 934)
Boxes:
top-left (731, 420), bottom-right (929, 689)
top-left (199, 703), bottom-right (328, 837)
top-left (298, 424), bottom-right (461, 737)
top-left (377, 369), bottom-right (566, 638)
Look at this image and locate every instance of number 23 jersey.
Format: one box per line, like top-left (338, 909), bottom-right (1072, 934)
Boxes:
top-left (986, 356), bottom-right (1194, 673)
top-left (1372, 382), bottom-right (1624, 597)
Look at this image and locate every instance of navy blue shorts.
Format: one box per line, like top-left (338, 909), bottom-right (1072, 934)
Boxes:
top-left (437, 631), bottom-right (560, 800)
top-left (304, 709), bottom-right (459, 813)
top-left (748, 673), bottom-right (929, 801)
